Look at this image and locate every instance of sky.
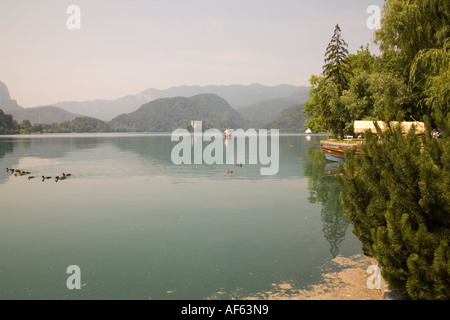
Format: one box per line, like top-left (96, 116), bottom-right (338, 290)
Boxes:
top-left (0, 0), bottom-right (385, 108)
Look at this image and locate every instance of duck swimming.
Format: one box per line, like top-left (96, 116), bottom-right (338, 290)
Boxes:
top-left (226, 169), bottom-right (233, 174)
top-left (55, 175), bottom-right (67, 182)
top-left (28, 176), bottom-right (35, 180)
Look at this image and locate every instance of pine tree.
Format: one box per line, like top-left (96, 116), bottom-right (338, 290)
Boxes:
top-left (323, 24), bottom-right (351, 95)
top-left (337, 118), bottom-right (450, 299)
top-left (323, 24), bottom-right (351, 139)
top-left (304, 25), bottom-right (352, 139)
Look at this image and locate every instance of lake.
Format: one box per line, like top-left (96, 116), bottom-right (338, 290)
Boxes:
top-left (0, 133), bottom-right (362, 299)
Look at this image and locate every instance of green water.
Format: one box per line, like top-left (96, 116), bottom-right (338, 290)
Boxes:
top-left (0, 133), bottom-right (362, 299)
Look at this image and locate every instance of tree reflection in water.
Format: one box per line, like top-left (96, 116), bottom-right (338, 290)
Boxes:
top-left (303, 147), bottom-right (350, 258)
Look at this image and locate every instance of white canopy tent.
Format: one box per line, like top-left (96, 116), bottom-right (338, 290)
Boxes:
top-left (354, 121), bottom-right (425, 135)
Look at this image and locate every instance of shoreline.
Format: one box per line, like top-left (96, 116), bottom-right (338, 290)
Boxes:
top-left (245, 254), bottom-right (405, 300)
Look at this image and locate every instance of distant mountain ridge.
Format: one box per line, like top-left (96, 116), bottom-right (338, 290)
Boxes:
top-left (0, 80), bottom-right (310, 132)
top-left (50, 94), bottom-right (150, 122)
top-left (138, 84), bottom-right (309, 109)
top-left (48, 84), bottom-right (310, 122)
top-left (0, 80), bottom-right (81, 124)
top-left (238, 88), bottom-right (309, 127)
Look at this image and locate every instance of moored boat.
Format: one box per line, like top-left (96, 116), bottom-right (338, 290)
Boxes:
top-left (321, 140), bottom-right (362, 162)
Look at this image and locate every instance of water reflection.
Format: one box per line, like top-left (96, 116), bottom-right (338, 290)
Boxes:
top-left (303, 147), bottom-right (350, 257)
top-left (0, 139), bottom-right (14, 158)
top-left (0, 138), bottom-right (15, 184)
top-left (0, 134), bottom-right (327, 183)
top-left (0, 133), bottom-right (364, 299)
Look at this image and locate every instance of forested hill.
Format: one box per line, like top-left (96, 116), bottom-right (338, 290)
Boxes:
top-left (109, 93), bottom-right (247, 132)
top-left (239, 98), bottom-right (302, 127)
top-left (266, 104), bottom-right (307, 133)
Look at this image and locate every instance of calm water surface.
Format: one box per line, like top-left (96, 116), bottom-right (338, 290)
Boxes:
top-left (0, 133), bottom-right (362, 299)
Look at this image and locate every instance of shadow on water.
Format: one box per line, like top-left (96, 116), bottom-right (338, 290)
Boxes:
top-left (303, 146), bottom-right (350, 258)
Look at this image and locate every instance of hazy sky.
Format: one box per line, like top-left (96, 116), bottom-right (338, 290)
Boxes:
top-left (0, 0), bottom-right (384, 107)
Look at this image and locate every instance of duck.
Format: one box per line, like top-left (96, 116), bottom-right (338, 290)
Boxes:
top-left (14, 169), bottom-right (21, 173)
top-left (62, 173), bottom-right (72, 177)
top-left (42, 176), bottom-right (52, 181)
top-left (226, 169), bottom-right (233, 174)
top-left (23, 171), bottom-right (31, 175)
top-left (55, 175), bottom-right (67, 182)
top-left (235, 163), bottom-right (243, 167)
top-left (28, 176), bottom-right (35, 180)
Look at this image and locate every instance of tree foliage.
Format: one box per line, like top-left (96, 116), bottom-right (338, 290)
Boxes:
top-left (375, 0), bottom-right (450, 119)
top-left (334, 0), bottom-right (450, 299)
top-left (0, 109), bottom-right (19, 134)
top-left (0, 111), bottom-right (112, 134)
top-left (304, 24), bottom-right (352, 139)
top-left (323, 24), bottom-right (352, 94)
top-left (338, 120), bottom-right (450, 299)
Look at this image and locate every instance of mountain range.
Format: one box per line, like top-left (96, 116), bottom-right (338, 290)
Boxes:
top-left (0, 80), bottom-right (310, 131)
top-left (47, 84), bottom-right (309, 122)
top-left (0, 81), bottom-right (82, 124)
